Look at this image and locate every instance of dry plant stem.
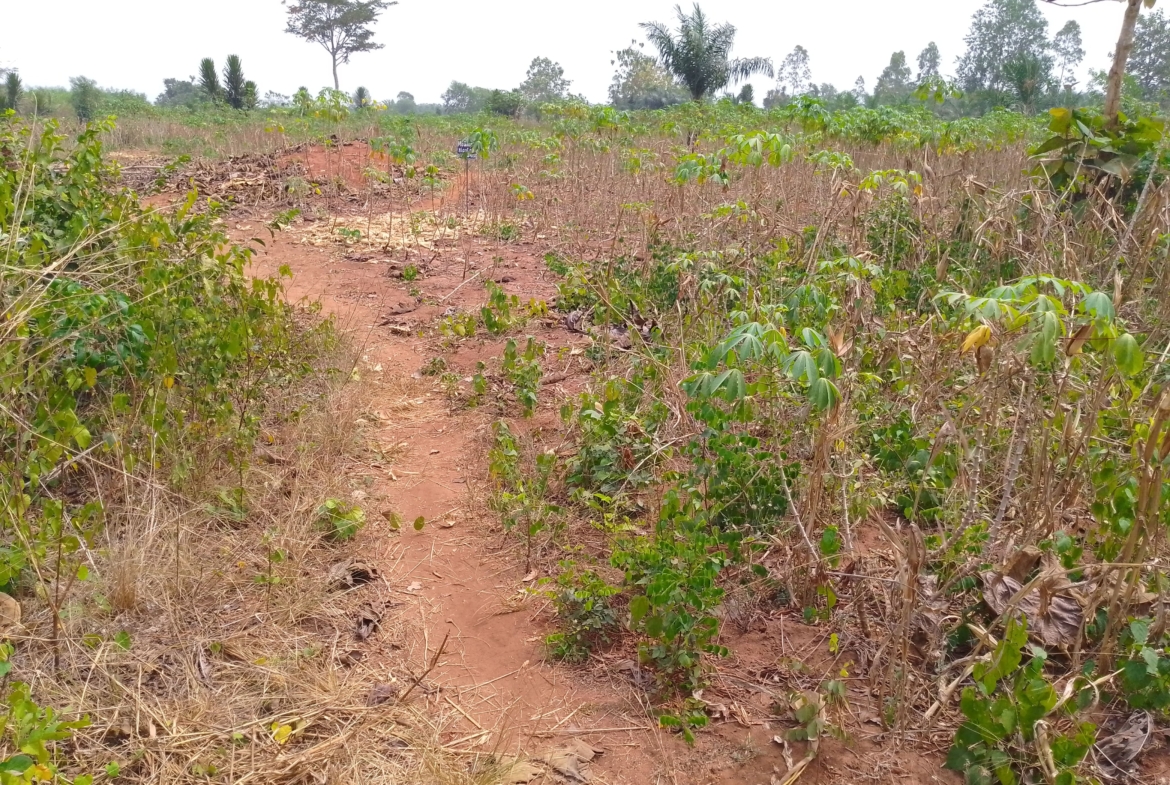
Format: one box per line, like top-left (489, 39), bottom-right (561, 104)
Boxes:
top-left (399, 630), bottom-right (450, 704)
top-left (988, 380), bottom-right (1028, 558)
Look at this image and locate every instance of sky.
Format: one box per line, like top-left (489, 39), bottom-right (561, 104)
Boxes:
top-left (0, 0), bottom-right (1129, 105)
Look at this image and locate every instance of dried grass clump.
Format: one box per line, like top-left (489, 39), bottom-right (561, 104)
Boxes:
top-left (6, 336), bottom-right (483, 785)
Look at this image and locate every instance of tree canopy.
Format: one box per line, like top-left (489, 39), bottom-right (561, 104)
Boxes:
top-left (609, 41), bottom-right (687, 109)
top-left (1130, 8), bottom-right (1170, 105)
top-left (520, 57), bottom-right (572, 105)
top-left (957, 0), bottom-right (1051, 95)
top-left (640, 3), bottom-right (773, 101)
top-left (284, 0), bottom-right (397, 90)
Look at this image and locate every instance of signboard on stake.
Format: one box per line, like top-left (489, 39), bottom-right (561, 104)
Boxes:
top-left (456, 141), bottom-right (476, 160)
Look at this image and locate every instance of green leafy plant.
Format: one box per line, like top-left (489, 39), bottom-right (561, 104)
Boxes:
top-left (615, 489), bottom-right (729, 692)
top-left (489, 423), bottom-right (561, 571)
top-left (481, 281), bottom-right (522, 335)
top-left (545, 562), bottom-right (619, 662)
top-left (315, 498), bottom-right (366, 541)
top-left (502, 337), bottom-right (544, 417)
top-left (946, 617), bottom-right (1095, 785)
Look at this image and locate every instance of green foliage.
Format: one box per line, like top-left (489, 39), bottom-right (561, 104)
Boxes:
top-left (0, 676), bottom-right (92, 785)
top-left (563, 374), bottom-right (667, 497)
top-left (488, 423), bottom-right (560, 570)
top-left (486, 89), bottom-right (525, 118)
top-left (284, 0), bottom-right (398, 90)
top-left (222, 56), bottom-right (249, 110)
top-left (640, 3), bottom-right (773, 101)
top-left (545, 562), bottom-right (619, 662)
top-left (2, 73), bottom-right (22, 114)
top-left (68, 77), bottom-right (101, 122)
top-left (0, 116), bottom-right (319, 757)
top-left (946, 618), bottom-right (1094, 785)
top-left (481, 281), bottom-right (522, 334)
top-left (615, 489), bottom-right (729, 691)
top-left (502, 337), bottom-right (544, 417)
top-left (198, 58), bottom-right (221, 104)
top-left (1030, 107), bottom-right (1167, 206)
top-left (609, 40), bottom-right (687, 110)
top-left (520, 57), bottom-right (572, 106)
top-left (315, 498), bottom-right (366, 541)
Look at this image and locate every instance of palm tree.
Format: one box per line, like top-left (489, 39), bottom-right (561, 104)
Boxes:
top-left (223, 55), bottom-right (247, 110)
top-left (640, 4), bottom-right (772, 101)
top-left (1003, 54), bottom-right (1049, 115)
top-left (198, 58), bottom-right (221, 104)
top-left (353, 86), bottom-right (371, 109)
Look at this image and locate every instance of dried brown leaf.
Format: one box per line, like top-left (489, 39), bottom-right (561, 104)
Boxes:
top-left (1094, 711), bottom-right (1150, 780)
top-left (981, 572), bottom-right (1083, 647)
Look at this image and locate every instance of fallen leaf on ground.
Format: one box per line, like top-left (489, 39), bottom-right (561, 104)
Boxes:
top-left (502, 760), bottom-right (544, 784)
top-left (1094, 711), bottom-right (1151, 780)
top-left (328, 559), bottom-right (377, 589)
top-left (355, 608), bottom-right (381, 641)
top-left (981, 571), bottom-right (1082, 647)
top-left (366, 683), bottom-right (400, 706)
top-left (539, 739), bottom-right (604, 782)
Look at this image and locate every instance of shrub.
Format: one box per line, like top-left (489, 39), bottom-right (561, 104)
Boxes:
top-left (545, 562), bottom-right (619, 662)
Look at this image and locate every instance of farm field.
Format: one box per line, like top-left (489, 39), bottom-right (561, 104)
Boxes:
top-left (6, 1), bottom-right (1170, 784)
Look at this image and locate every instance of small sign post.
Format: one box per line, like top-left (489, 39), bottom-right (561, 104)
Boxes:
top-left (456, 141), bottom-right (477, 246)
top-left (456, 140), bottom-right (476, 279)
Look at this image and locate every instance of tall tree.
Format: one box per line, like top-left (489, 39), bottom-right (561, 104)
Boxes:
top-left (777, 45), bottom-right (812, 96)
top-left (609, 40), bottom-right (687, 109)
top-left (916, 42), bottom-right (941, 81)
top-left (874, 51), bottom-right (912, 104)
top-left (520, 57), bottom-right (571, 105)
top-left (222, 55), bottom-right (248, 110)
top-left (853, 76), bottom-right (868, 101)
top-left (441, 81), bottom-right (491, 113)
top-left (2, 72), bottom-right (22, 113)
top-left (1129, 8), bottom-right (1170, 105)
top-left (1052, 20), bottom-right (1085, 89)
top-left (156, 79), bottom-right (202, 108)
top-left (69, 76), bottom-right (101, 122)
top-left (1003, 53), bottom-right (1050, 112)
top-left (640, 3), bottom-right (773, 101)
top-left (957, 0), bottom-right (1051, 94)
top-left (198, 58), bottom-right (221, 103)
top-left (1040, 0), bottom-right (1158, 127)
top-left (284, 0), bottom-right (397, 90)
top-left (243, 81), bottom-right (259, 110)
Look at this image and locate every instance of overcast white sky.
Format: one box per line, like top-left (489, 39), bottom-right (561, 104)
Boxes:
top-left (1, 1), bottom-right (1128, 104)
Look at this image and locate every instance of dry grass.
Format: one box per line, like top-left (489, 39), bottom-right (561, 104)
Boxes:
top-left (3, 332), bottom-right (517, 784)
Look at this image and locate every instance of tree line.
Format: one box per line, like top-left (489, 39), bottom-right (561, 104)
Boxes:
top-left (2, 0), bottom-right (1169, 119)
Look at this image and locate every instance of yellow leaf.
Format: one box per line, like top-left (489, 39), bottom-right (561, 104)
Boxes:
top-left (271, 723), bottom-right (292, 744)
top-left (163, 376), bottom-right (174, 389)
top-left (961, 324), bottom-right (992, 354)
top-left (84, 367), bottom-right (97, 388)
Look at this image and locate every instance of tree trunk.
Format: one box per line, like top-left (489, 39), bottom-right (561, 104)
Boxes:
top-left (1104, 0), bottom-right (1143, 129)
top-left (332, 54), bottom-right (340, 91)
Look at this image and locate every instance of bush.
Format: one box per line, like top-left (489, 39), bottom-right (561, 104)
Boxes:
top-left (545, 562), bottom-right (619, 662)
top-left (0, 113), bottom-right (315, 783)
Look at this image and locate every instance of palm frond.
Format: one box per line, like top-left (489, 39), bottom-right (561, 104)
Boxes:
top-left (729, 57), bottom-right (774, 83)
